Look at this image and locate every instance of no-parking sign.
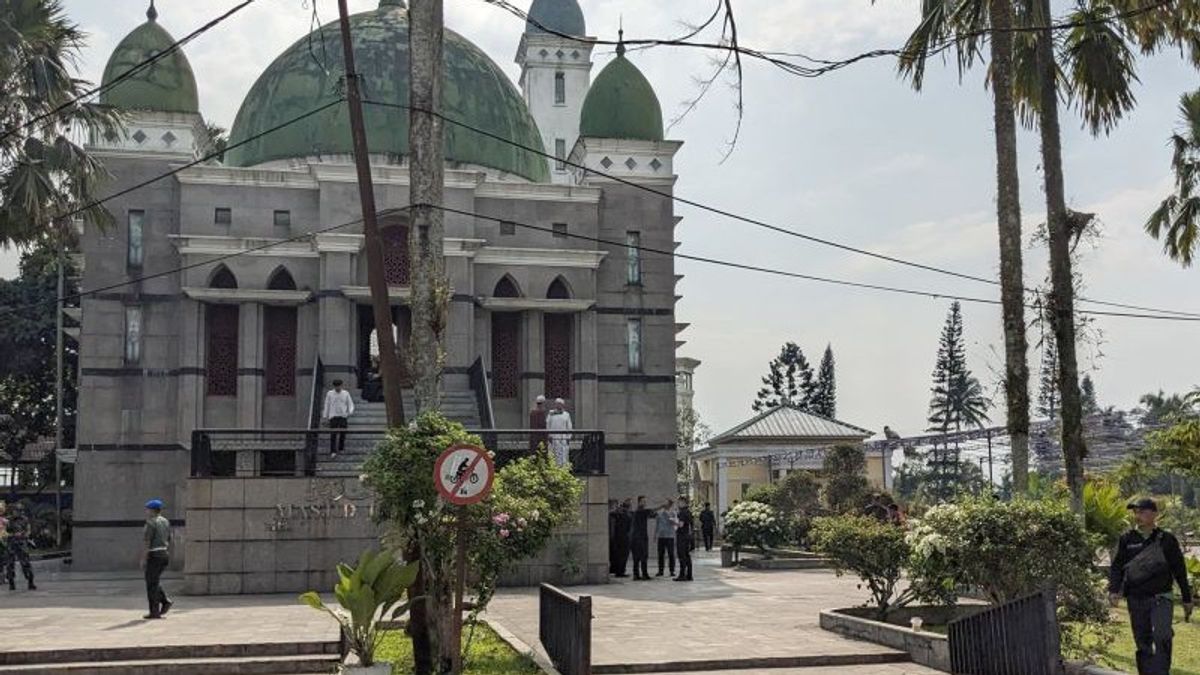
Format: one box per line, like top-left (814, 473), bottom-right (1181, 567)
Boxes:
top-left (434, 444), bottom-right (495, 506)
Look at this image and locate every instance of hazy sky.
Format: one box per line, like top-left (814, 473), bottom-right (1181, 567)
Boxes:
top-left (7, 0), bottom-right (1198, 438)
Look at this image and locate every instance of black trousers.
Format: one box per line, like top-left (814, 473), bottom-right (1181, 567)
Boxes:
top-left (329, 416), bottom-right (348, 454)
top-left (145, 551), bottom-right (171, 616)
top-left (4, 540), bottom-right (33, 587)
top-left (1128, 595), bottom-right (1174, 675)
top-left (657, 538), bottom-right (676, 575)
top-left (612, 541), bottom-right (629, 575)
top-left (702, 527), bottom-right (715, 551)
top-left (631, 538), bottom-right (649, 579)
top-left (676, 535), bottom-right (693, 579)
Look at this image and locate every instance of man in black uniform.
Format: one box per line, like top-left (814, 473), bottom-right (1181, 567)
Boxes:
top-left (611, 499), bottom-right (632, 578)
top-left (674, 497), bottom-right (694, 581)
top-left (4, 503), bottom-right (35, 591)
top-left (699, 502), bottom-right (716, 552)
top-left (629, 496), bottom-right (655, 580)
top-left (607, 500), bottom-right (620, 575)
top-left (1108, 498), bottom-right (1193, 675)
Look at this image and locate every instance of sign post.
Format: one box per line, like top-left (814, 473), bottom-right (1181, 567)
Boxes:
top-left (434, 443), bottom-right (494, 668)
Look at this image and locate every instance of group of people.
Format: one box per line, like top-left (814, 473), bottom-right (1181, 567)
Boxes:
top-left (527, 395), bottom-right (574, 467)
top-left (0, 501), bottom-right (36, 591)
top-left (608, 497), bottom-right (716, 582)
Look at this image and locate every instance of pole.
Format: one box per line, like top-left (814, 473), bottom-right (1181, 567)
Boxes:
top-left (452, 509), bottom-right (468, 673)
top-left (55, 249), bottom-right (65, 548)
top-left (336, 0), bottom-right (406, 427)
top-left (987, 430), bottom-right (994, 487)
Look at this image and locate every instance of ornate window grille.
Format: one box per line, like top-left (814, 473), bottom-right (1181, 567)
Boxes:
top-left (206, 305), bottom-right (239, 396)
top-left (382, 225), bottom-right (410, 285)
top-left (544, 314), bottom-right (572, 400)
top-left (491, 313), bottom-right (520, 398)
top-left (264, 306), bottom-right (297, 396)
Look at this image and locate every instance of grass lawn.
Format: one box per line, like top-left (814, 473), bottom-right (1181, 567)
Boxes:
top-left (1087, 605), bottom-right (1200, 675)
top-left (375, 623), bottom-right (541, 675)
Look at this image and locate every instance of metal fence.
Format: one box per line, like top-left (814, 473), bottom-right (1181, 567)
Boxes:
top-left (539, 583), bottom-right (591, 675)
top-left (948, 589), bottom-right (1061, 675)
top-left (190, 428), bottom-right (606, 478)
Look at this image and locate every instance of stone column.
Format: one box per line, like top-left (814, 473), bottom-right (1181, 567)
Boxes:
top-left (176, 298), bottom-right (205, 443)
top-left (444, 253), bottom-right (473, 390)
top-left (716, 457), bottom-right (729, 530)
top-left (318, 251), bottom-right (358, 389)
top-left (521, 310), bottom-right (545, 407)
top-left (575, 309), bottom-right (598, 428)
top-left (236, 302), bottom-right (263, 476)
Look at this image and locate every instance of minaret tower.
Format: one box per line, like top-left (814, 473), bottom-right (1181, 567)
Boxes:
top-left (515, 0), bottom-right (593, 184)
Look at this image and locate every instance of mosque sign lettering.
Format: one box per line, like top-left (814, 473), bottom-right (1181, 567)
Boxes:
top-left (264, 479), bottom-right (375, 532)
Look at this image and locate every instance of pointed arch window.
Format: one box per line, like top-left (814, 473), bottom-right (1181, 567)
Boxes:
top-left (209, 265), bottom-right (238, 289)
top-left (554, 71), bottom-right (566, 105)
top-left (547, 277), bottom-right (571, 300)
top-left (267, 266), bottom-right (297, 291)
top-left (494, 276), bottom-right (520, 298)
top-left (544, 277), bottom-right (572, 399)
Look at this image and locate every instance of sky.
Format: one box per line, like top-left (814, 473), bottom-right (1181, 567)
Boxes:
top-left (7, 0), bottom-right (1198, 438)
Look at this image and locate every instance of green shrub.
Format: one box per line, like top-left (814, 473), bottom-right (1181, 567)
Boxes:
top-left (1084, 480), bottom-right (1130, 552)
top-left (811, 515), bottom-right (941, 619)
top-left (822, 445), bottom-right (870, 513)
top-left (743, 483), bottom-right (780, 507)
top-left (723, 501), bottom-right (787, 553)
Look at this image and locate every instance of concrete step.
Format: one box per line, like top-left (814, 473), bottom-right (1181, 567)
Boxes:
top-left (0, 643), bottom-right (339, 667)
top-left (0, 654), bottom-right (339, 674)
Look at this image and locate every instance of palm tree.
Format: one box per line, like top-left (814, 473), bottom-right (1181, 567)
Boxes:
top-left (1147, 91), bottom-right (1200, 266)
top-left (0, 0), bottom-right (121, 247)
top-left (888, 0), bottom-right (1032, 493)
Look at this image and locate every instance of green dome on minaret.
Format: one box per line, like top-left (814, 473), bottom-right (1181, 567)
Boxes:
top-left (526, 0), bottom-right (585, 37)
top-left (579, 41), bottom-right (663, 142)
top-left (99, 2), bottom-right (199, 114)
top-left (225, 1), bottom-right (549, 181)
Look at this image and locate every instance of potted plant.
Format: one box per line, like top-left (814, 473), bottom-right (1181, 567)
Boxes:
top-left (300, 549), bottom-right (418, 674)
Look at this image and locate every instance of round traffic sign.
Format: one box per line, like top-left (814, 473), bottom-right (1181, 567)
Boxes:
top-left (434, 444), bottom-right (495, 506)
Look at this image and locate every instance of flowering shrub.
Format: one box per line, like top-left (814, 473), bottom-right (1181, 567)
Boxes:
top-left (723, 501), bottom-right (787, 553)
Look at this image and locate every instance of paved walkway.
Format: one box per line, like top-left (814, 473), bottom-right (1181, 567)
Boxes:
top-left (487, 551), bottom-right (941, 673)
top-left (0, 567), bottom-right (336, 654)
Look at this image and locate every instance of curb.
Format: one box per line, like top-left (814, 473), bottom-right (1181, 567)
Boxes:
top-left (483, 617), bottom-right (562, 675)
top-left (589, 652), bottom-right (911, 674)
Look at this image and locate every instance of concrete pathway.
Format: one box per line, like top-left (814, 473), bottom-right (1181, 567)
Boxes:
top-left (0, 566), bottom-right (336, 654)
top-left (487, 550), bottom-right (938, 673)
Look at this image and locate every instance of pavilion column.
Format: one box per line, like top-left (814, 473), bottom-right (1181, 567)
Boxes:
top-left (716, 457), bottom-right (729, 530)
top-left (574, 309), bottom-right (598, 427)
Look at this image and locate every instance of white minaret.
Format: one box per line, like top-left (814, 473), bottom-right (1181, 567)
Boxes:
top-left (515, 0), bottom-right (593, 184)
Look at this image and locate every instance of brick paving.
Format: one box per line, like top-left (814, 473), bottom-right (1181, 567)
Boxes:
top-left (486, 550), bottom-right (941, 673)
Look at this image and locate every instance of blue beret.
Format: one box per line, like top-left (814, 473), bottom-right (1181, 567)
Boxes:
top-left (145, 499), bottom-right (164, 510)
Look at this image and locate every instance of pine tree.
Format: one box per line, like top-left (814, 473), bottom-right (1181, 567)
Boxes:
top-left (1080, 375), bottom-right (1099, 416)
top-left (1037, 335), bottom-right (1060, 420)
top-left (753, 342), bottom-right (815, 412)
top-left (812, 345), bottom-right (837, 419)
top-left (926, 302), bottom-right (991, 500)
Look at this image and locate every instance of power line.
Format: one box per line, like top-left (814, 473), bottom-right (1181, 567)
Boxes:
top-left (0, 206), bottom-right (411, 318)
top-left (363, 99), bottom-right (1200, 320)
top-left (419, 201), bottom-right (1200, 322)
top-left (0, 0), bottom-right (261, 143)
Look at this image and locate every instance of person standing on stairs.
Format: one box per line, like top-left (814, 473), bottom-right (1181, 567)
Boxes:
top-left (547, 398), bottom-right (573, 467)
top-left (322, 379), bottom-right (355, 458)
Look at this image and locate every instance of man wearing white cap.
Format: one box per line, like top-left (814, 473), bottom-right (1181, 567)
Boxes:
top-left (546, 398), bottom-right (573, 468)
top-left (528, 394), bottom-right (548, 452)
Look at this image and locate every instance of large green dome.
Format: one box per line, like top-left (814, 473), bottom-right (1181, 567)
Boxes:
top-left (579, 51), bottom-right (663, 142)
top-left (99, 4), bottom-right (199, 114)
top-left (225, 2), bottom-right (549, 181)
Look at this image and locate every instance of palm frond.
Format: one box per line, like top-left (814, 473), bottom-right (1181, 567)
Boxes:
top-left (1062, 3), bottom-right (1140, 136)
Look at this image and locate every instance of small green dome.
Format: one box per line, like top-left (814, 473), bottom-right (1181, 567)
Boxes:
top-left (225, 3), bottom-right (549, 181)
top-left (579, 52), bottom-right (663, 142)
top-left (99, 4), bottom-right (199, 114)
top-left (526, 0), bottom-right (585, 37)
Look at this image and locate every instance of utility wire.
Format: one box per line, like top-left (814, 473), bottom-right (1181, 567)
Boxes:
top-left (0, 206), bottom-right (411, 318)
top-left (364, 99), bottom-right (1200, 320)
top-left (0, 0), bottom-right (261, 142)
top-left (418, 201), bottom-right (1200, 322)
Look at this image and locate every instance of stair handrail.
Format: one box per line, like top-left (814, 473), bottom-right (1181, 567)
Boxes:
top-left (468, 356), bottom-right (496, 430)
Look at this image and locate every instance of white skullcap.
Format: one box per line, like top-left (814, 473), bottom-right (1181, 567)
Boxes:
top-left (536, 395), bottom-right (546, 403)
top-left (554, 398), bottom-right (566, 405)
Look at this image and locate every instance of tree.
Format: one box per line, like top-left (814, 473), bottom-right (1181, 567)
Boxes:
top-left (1037, 332), bottom-right (1060, 420)
top-left (887, 0), bottom-right (1031, 495)
top-left (1139, 389), bottom-right (1195, 426)
top-left (1080, 375), bottom-right (1099, 416)
top-left (202, 123), bottom-right (228, 163)
top-left (821, 445), bottom-right (870, 513)
top-left (0, 0), bottom-right (121, 246)
top-left (752, 342), bottom-right (815, 412)
top-left (811, 344), bottom-right (837, 419)
top-left (1147, 91), bottom-right (1200, 266)
top-left (927, 302), bottom-right (990, 500)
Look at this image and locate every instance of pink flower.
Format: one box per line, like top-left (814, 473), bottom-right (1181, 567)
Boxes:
top-left (493, 513), bottom-right (510, 525)
top-left (499, 529), bottom-right (511, 538)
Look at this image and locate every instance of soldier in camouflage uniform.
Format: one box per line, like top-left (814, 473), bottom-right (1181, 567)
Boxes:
top-left (5, 502), bottom-right (36, 591)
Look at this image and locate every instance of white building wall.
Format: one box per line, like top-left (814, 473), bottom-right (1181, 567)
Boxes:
top-left (517, 33), bottom-right (593, 185)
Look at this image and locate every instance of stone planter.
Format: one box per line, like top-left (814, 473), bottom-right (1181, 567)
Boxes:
top-left (819, 606), bottom-right (984, 672)
top-left (343, 665), bottom-right (391, 675)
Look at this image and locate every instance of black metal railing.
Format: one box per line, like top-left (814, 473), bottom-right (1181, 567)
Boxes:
top-left (948, 589), bottom-right (1061, 675)
top-left (308, 355), bottom-right (325, 431)
top-left (539, 583), bottom-right (591, 675)
top-left (190, 428), bottom-right (605, 478)
top-left (468, 356), bottom-right (495, 430)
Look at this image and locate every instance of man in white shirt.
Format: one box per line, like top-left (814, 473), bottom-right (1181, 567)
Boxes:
top-left (546, 398), bottom-right (573, 468)
top-left (322, 379), bottom-right (355, 457)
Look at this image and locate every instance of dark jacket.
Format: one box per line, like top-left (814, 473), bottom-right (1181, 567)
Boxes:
top-left (631, 507), bottom-right (655, 541)
top-left (676, 506), bottom-right (695, 539)
top-left (1108, 528), bottom-right (1193, 603)
top-left (699, 509), bottom-right (716, 531)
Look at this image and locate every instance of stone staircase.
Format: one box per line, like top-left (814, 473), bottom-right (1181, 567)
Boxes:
top-left (0, 642), bottom-right (341, 674)
top-left (316, 388), bottom-right (482, 478)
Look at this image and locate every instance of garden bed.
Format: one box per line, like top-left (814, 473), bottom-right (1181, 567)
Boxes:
top-left (376, 622), bottom-right (541, 674)
top-left (819, 605), bottom-right (985, 672)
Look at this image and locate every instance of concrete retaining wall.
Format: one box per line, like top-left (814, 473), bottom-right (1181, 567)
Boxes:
top-left (185, 474), bottom-right (609, 595)
top-left (819, 608), bottom-right (952, 672)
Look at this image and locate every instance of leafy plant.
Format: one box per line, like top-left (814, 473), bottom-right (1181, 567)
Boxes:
top-left (723, 501), bottom-right (787, 554)
top-left (299, 549), bottom-right (418, 667)
top-left (821, 445), bottom-right (870, 513)
top-left (1084, 480), bottom-right (1129, 552)
top-left (1187, 556), bottom-right (1200, 593)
